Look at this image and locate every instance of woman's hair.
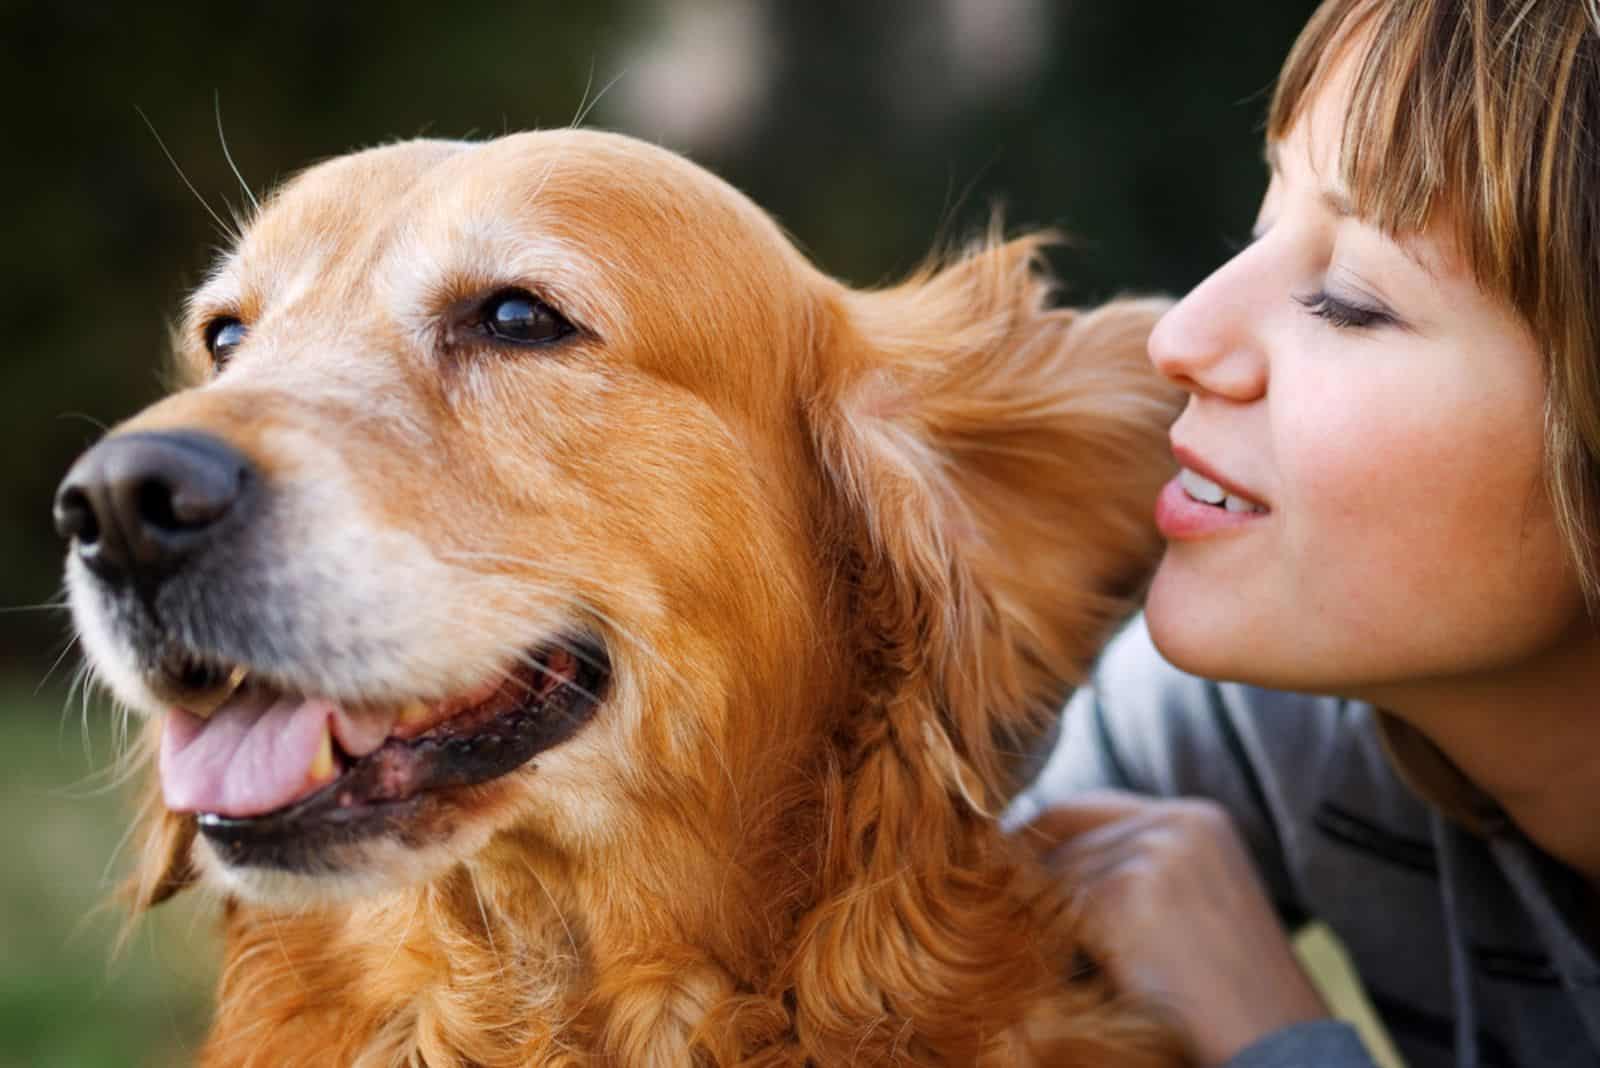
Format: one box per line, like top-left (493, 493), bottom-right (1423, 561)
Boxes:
top-left (1270, 0), bottom-right (1600, 608)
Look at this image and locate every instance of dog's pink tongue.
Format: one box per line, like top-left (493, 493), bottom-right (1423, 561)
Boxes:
top-left (160, 695), bottom-right (399, 817)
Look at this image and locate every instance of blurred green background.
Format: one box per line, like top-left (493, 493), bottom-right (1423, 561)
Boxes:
top-left (2, 1), bottom-right (1317, 1062)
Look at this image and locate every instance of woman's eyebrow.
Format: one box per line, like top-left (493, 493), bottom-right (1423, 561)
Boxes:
top-left (1264, 141), bottom-right (1355, 216)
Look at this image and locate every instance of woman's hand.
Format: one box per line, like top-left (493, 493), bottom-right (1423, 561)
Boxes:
top-left (1024, 791), bottom-right (1330, 1066)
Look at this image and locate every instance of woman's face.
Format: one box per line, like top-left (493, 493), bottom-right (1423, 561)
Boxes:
top-left (1143, 62), bottom-right (1586, 703)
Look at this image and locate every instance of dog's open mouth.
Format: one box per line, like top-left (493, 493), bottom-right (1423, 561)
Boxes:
top-left (156, 638), bottom-right (609, 866)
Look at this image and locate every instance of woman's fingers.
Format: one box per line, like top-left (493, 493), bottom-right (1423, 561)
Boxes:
top-left (1020, 794), bottom-right (1332, 1067)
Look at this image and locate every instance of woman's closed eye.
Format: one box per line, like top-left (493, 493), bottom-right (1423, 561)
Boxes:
top-left (1293, 290), bottom-right (1397, 330)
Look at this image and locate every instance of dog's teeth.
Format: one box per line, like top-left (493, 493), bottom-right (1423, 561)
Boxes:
top-left (309, 726), bottom-right (337, 783)
top-left (184, 665), bottom-right (250, 720)
top-left (398, 699), bottom-right (433, 728)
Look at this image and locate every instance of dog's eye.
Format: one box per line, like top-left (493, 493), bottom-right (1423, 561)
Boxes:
top-left (204, 317), bottom-right (248, 365)
top-left (478, 290), bottom-right (574, 347)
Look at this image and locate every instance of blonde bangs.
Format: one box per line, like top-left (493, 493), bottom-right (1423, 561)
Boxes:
top-left (1269, 0), bottom-right (1600, 607)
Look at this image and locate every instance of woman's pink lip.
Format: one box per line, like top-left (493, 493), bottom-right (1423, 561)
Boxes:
top-left (1155, 478), bottom-right (1268, 540)
top-left (1170, 443), bottom-right (1268, 509)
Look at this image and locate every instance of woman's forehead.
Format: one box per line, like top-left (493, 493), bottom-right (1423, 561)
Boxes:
top-left (1265, 44), bottom-right (1472, 285)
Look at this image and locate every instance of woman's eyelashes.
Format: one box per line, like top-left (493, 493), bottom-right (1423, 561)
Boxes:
top-left (1293, 289), bottom-right (1397, 330)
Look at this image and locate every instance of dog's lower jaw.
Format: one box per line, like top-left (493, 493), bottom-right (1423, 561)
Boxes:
top-left (195, 823), bottom-right (502, 906)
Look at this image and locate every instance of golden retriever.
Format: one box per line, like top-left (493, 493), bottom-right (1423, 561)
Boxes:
top-left (56, 129), bottom-right (1183, 1066)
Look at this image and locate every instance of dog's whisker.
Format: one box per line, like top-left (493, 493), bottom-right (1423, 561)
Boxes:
top-left (110, 697), bottom-right (142, 767)
top-left (57, 756), bottom-right (145, 799)
top-left (63, 655), bottom-right (90, 711)
top-left (78, 658), bottom-right (95, 762)
top-left (135, 105), bottom-right (240, 243)
top-left (569, 60), bottom-right (629, 132)
top-left (97, 781), bottom-right (155, 890)
top-left (570, 57), bottom-right (596, 131)
top-left (539, 630), bottom-right (611, 675)
top-left (36, 631), bottom-right (81, 696)
top-left (213, 92), bottom-right (261, 215)
top-left (95, 727), bottom-right (166, 897)
top-left (0, 601), bottom-right (70, 614)
top-left (492, 650), bottom-right (605, 708)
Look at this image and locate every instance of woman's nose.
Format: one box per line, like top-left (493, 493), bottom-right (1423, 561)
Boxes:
top-left (1148, 251), bottom-right (1270, 402)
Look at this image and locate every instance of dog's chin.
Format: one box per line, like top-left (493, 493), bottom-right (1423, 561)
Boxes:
top-left (195, 818), bottom-right (504, 906)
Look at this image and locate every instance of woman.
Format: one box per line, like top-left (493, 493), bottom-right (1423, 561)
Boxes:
top-left (1011, 2), bottom-right (1600, 1066)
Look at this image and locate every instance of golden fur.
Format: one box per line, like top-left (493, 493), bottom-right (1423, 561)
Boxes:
top-left (79, 130), bottom-right (1184, 1065)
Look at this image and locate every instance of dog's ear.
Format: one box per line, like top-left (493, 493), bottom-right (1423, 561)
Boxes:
top-left (121, 718), bottom-right (198, 913)
top-left (786, 241), bottom-right (1183, 1061)
top-left (810, 234), bottom-right (1180, 803)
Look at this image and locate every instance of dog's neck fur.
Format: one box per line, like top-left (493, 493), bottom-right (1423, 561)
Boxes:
top-left (197, 775), bottom-right (1049, 1067)
top-left (203, 790), bottom-right (806, 1066)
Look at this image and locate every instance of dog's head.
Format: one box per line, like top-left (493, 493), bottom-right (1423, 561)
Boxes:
top-left (58, 130), bottom-right (1177, 910)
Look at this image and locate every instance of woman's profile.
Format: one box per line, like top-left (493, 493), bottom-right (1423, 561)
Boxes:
top-left (1016, 1), bottom-right (1600, 1066)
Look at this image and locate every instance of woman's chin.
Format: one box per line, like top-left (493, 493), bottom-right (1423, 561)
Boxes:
top-left (1144, 559), bottom-right (1274, 688)
top-left (1145, 566), bottom-right (1218, 675)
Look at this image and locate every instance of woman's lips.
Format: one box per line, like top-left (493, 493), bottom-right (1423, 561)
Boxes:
top-left (1169, 445), bottom-right (1267, 509)
top-left (1155, 475), bottom-right (1269, 540)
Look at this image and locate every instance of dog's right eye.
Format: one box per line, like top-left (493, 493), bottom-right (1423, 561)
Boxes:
top-left (476, 290), bottom-right (574, 347)
top-left (205, 318), bottom-right (248, 365)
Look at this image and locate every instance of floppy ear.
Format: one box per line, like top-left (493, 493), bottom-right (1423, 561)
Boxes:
top-left (775, 236), bottom-right (1184, 1064)
top-left (121, 717), bottom-right (198, 913)
top-left (811, 233), bottom-right (1180, 803)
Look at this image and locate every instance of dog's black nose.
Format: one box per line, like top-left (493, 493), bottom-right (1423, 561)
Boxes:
top-left (54, 431), bottom-right (254, 588)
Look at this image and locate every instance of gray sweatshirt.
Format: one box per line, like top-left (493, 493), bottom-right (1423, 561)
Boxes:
top-left (1007, 617), bottom-right (1600, 1068)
